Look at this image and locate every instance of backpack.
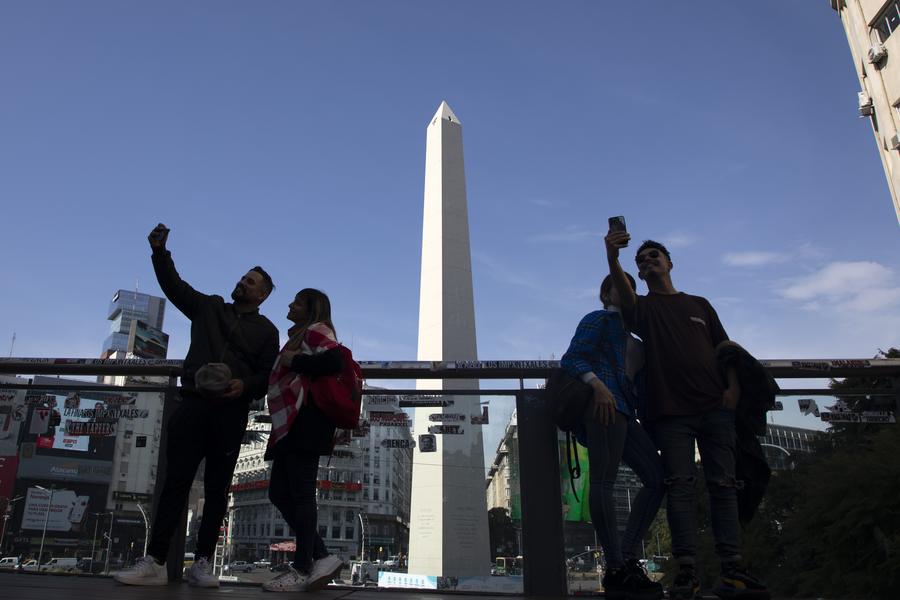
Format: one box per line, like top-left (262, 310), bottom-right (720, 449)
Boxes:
top-left (310, 345), bottom-right (363, 429)
top-left (544, 368), bottom-right (592, 502)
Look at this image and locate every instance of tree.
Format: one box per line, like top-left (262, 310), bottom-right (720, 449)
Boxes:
top-left (488, 507), bottom-right (519, 558)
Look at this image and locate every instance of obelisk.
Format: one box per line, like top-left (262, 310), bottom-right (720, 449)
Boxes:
top-left (407, 102), bottom-right (490, 577)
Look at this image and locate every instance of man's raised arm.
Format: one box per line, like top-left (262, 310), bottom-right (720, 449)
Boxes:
top-left (148, 223), bottom-right (206, 319)
top-left (605, 230), bottom-right (636, 311)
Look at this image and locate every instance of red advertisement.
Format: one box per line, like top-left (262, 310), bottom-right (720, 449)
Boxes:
top-left (0, 455), bottom-right (18, 500)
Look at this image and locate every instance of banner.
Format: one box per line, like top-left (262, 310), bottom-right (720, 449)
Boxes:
top-left (128, 320), bottom-right (169, 360)
top-left (0, 387), bottom-right (26, 456)
top-left (0, 455), bottom-right (18, 500)
top-left (21, 486), bottom-right (89, 532)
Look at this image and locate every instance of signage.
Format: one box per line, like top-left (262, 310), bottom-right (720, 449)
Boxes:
top-left (369, 412), bottom-right (410, 427)
top-left (65, 421), bottom-right (117, 437)
top-left (821, 411), bottom-right (896, 424)
top-left (316, 481), bottom-right (362, 492)
top-left (21, 486), bottom-right (91, 532)
top-left (427, 425), bottom-right (464, 435)
top-left (418, 434), bottom-right (436, 453)
top-left (397, 396), bottom-right (454, 408)
top-left (428, 413), bottom-right (465, 422)
top-left (17, 455), bottom-right (113, 483)
top-left (128, 320), bottom-right (169, 360)
top-left (230, 480), bottom-right (268, 493)
top-left (112, 491), bottom-right (153, 502)
top-left (380, 439), bottom-right (416, 449)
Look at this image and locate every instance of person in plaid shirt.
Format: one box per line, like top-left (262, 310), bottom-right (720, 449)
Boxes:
top-left (561, 273), bottom-right (664, 600)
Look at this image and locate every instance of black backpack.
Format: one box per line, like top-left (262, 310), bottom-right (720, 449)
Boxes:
top-left (544, 369), bottom-right (593, 501)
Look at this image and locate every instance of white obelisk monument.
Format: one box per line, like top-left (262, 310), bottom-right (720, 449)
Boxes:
top-left (407, 102), bottom-right (490, 577)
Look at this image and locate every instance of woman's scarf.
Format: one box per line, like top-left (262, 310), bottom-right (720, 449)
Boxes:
top-left (266, 321), bottom-right (338, 450)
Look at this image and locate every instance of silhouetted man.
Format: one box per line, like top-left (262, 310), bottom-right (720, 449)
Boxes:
top-left (115, 224), bottom-right (279, 587)
top-left (605, 231), bottom-right (769, 600)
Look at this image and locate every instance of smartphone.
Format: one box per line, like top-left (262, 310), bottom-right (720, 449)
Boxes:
top-left (608, 216), bottom-right (627, 232)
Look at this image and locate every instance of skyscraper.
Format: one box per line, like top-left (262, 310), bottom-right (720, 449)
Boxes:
top-left (101, 290), bottom-right (166, 358)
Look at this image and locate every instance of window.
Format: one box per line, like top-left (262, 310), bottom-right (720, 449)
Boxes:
top-left (874, 1), bottom-right (900, 43)
top-left (374, 489), bottom-right (380, 501)
top-left (331, 526), bottom-right (341, 539)
top-left (345, 527), bottom-right (355, 540)
top-left (345, 510), bottom-right (355, 523)
top-left (332, 511), bottom-right (341, 522)
top-left (319, 526), bottom-right (328, 539)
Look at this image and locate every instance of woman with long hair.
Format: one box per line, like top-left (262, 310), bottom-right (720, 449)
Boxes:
top-left (263, 288), bottom-right (345, 592)
top-left (560, 273), bottom-right (665, 600)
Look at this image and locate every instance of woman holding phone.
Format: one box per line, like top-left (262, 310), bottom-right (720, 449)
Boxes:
top-left (263, 288), bottom-right (345, 592)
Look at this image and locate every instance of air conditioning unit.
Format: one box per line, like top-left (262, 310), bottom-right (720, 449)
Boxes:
top-left (890, 134), bottom-right (900, 150)
top-left (868, 43), bottom-right (888, 64)
top-left (858, 91), bottom-right (874, 117)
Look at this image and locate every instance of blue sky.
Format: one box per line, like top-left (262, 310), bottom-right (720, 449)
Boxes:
top-left (2, 2), bottom-right (899, 448)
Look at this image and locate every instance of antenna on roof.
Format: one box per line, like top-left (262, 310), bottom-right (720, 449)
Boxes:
top-left (8, 331), bottom-right (15, 358)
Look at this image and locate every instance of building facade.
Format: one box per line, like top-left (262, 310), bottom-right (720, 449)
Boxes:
top-left (101, 290), bottom-right (166, 358)
top-left (831, 0), bottom-right (900, 223)
top-left (228, 392), bottom-right (413, 564)
top-left (760, 423), bottom-right (819, 470)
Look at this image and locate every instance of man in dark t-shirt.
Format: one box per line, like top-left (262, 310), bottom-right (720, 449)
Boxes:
top-left (605, 232), bottom-right (769, 600)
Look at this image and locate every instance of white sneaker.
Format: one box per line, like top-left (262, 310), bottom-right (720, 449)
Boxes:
top-left (306, 555), bottom-right (343, 591)
top-left (113, 555), bottom-right (167, 586)
top-left (185, 556), bottom-right (219, 588)
top-left (263, 566), bottom-right (309, 592)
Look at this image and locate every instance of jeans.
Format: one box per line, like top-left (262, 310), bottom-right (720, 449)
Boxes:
top-left (584, 413), bottom-right (665, 568)
top-left (268, 451), bottom-right (329, 573)
top-left (648, 407), bottom-right (741, 565)
top-left (147, 398), bottom-right (248, 562)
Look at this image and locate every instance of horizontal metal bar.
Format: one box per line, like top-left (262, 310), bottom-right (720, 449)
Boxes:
top-left (0, 383), bottom-right (171, 393)
top-left (2, 357), bottom-right (899, 379)
top-left (777, 388), bottom-right (898, 397)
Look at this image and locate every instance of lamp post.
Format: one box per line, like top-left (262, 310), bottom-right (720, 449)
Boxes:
top-left (760, 443), bottom-right (793, 470)
top-left (135, 502), bottom-right (149, 558)
top-left (34, 486), bottom-right (55, 572)
top-left (0, 495), bottom-right (24, 554)
top-left (104, 512), bottom-right (115, 575)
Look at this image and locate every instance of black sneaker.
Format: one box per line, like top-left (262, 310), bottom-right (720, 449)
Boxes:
top-left (601, 565), bottom-right (629, 600)
top-left (622, 559), bottom-right (664, 600)
top-left (712, 565), bottom-right (770, 600)
top-left (669, 565), bottom-right (701, 600)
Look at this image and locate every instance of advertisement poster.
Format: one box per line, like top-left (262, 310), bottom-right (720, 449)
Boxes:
top-left (37, 393), bottom-right (107, 452)
top-left (21, 486), bottom-right (91, 532)
top-left (559, 440), bottom-right (591, 522)
top-left (0, 387), bottom-right (26, 456)
top-left (128, 320), bottom-right (169, 359)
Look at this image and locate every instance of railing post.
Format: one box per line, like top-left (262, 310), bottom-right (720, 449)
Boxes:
top-left (516, 389), bottom-right (567, 596)
top-left (150, 374), bottom-right (189, 581)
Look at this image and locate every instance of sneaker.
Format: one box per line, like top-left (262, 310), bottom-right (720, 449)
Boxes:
top-left (306, 555), bottom-right (343, 591)
top-left (713, 565), bottom-right (770, 600)
top-left (622, 558), bottom-right (664, 600)
top-left (185, 556), bottom-right (219, 588)
top-left (113, 555), bottom-right (167, 586)
top-left (669, 565), bottom-right (701, 600)
top-left (263, 565), bottom-right (309, 592)
top-left (600, 565), bottom-right (628, 599)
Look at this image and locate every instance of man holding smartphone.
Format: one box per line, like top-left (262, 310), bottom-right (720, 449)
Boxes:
top-left (115, 224), bottom-right (279, 587)
top-left (604, 226), bottom-right (769, 600)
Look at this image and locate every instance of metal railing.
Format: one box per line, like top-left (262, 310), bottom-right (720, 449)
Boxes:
top-left (1, 357), bottom-right (898, 595)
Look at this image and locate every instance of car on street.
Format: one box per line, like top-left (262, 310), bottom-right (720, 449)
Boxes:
top-left (253, 560), bottom-right (271, 569)
top-left (270, 562), bottom-right (291, 572)
top-left (0, 557), bottom-right (20, 570)
top-left (225, 560), bottom-right (253, 573)
top-left (17, 559), bottom-right (39, 572)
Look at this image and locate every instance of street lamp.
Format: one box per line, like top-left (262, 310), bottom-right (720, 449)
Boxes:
top-left (0, 495), bottom-right (25, 554)
top-left (760, 443), bottom-right (794, 470)
top-left (103, 512), bottom-right (116, 575)
top-left (34, 485), bottom-right (55, 572)
top-left (135, 502), bottom-right (149, 558)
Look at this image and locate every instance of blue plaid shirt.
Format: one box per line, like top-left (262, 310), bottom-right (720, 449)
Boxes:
top-left (560, 309), bottom-right (636, 417)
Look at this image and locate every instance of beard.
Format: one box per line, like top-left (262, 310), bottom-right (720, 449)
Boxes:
top-left (231, 284), bottom-right (245, 301)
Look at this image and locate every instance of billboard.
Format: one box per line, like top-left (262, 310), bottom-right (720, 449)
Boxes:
top-left (0, 386), bottom-right (26, 456)
top-left (20, 485), bottom-right (93, 532)
top-left (128, 319), bottom-right (169, 359)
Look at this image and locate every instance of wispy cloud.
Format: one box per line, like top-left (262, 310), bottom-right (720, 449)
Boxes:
top-left (528, 198), bottom-right (556, 208)
top-left (526, 226), bottom-right (600, 244)
top-left (659, 232), bottom-right (695, 249)
top-left (779, 261), bottom-right (900, 313)
top-left (723, 251), bottom-right (786, 267)
top-left (473, 252), bottom-right (541, 290)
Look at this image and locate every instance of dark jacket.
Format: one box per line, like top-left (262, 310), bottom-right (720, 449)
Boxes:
top-left (265, 348), bottom-right (344, 459)
top-left (716, 341), bottom-right (779, 526)
top-left (151, 248), bottom-right (279, 404)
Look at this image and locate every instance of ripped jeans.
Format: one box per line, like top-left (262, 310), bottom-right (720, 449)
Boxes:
top-left (647, 407), bottom-right (741, 565)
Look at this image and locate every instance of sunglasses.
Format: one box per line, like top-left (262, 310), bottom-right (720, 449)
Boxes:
top-left (635, 250), bottom-right (662, 264)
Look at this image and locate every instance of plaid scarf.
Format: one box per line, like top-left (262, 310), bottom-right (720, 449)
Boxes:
top-left (266, 321), bottom-right (338, 450)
